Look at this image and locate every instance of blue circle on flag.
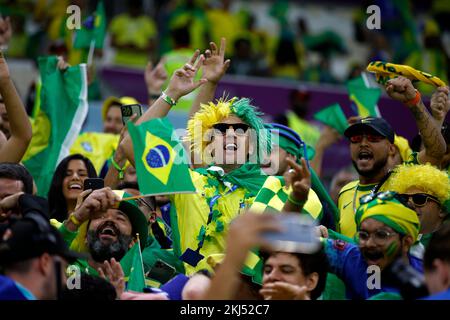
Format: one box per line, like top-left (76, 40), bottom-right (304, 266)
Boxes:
top-left (146, 145), bottom-right (170, 168)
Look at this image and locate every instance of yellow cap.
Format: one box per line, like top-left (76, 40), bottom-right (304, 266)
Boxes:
top-left (101, 96), bottom-right (140, 121)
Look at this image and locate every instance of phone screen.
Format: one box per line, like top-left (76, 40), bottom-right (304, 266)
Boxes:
top-left (83, 178), bottom-right (104, 191)
top-left (261, 214), bottom-right (321, 254)
top-left (121, 104), bottom-right (143, 125)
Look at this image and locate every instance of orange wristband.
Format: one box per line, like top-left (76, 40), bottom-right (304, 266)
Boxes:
top-left (405, 90), bottom-right (421, 107)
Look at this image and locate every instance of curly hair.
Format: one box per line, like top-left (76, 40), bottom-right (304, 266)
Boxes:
top-left (185, 96), bottom-right (269, 164)
top-left (385, 164), bottom-right (450, 205)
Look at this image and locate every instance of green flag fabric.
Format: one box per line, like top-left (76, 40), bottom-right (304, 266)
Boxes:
top-left (128, 118), bottom-right (196, 196)
top-left (73, 1), bottom-right (107, 49)
top-left (121, 240), bottom-right (146, 292)
top-left (22, 56), bottom-right (88, 196)
top-left (313, 103), bottom-right (348, 135)
top-left (347, 75), bottom-right (381, 118)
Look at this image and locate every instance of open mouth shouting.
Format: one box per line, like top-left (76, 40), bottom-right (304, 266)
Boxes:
top-left (362, 250), bottom-right (384, 265)
top-left (357, 149), bottom-right (374, 168)
top-left (97, 222), bottom-right (120, 242)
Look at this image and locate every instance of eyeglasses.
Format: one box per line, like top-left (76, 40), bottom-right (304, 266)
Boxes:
top-left (135, 197), bottom-right (156, 211)
top-left (357, 229), bottom-right (397, 245)
top-left (359, 191), bottom-right (402, 205)
top-left (212, 123), bottom-right (249, 135)
top-left (396, 193), bottom-right (440, 207)
top-left (349, 134), bottom-right (385, 143)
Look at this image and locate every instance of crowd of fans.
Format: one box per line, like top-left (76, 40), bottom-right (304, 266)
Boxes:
top-left (0, 0), bottom-right (450, 302)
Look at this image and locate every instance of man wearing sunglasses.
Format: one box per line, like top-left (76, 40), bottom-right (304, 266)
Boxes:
top-left (324, 192), bottom-right (421, 299)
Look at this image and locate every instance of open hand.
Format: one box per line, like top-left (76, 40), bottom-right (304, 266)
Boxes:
top-left (145, 58), bottom-right (168, 94)
top-left (201, 38), bottom-right (231, 84)
top-left (165, 50), bottom-right (207, 101)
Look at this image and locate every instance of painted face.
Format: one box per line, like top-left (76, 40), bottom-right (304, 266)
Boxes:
top-left (62, 160), bottom-right (88, 201)
top-left (261, 145), bottom-right (290, 176)
top-left (209, 115), bottom-right (251, 166)
top-left (403, 187), bottom-right (444, 234)
top-left (103, 105), bottom-right (123, 134)
top-left (358, 218), bottom-right (403, 271)
top-left (349, 129), bottom-right (392, 178)
top-left (262, 252), bottom-right (307, 286)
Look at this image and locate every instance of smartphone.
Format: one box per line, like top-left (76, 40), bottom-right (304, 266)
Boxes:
top-left (121, 104), bottom-right (143, 125)
top-left (83, 178), bottom-right (104, 191)
top-left (146, 259), bottom-right (176, 283)
top-left (261, 213), bottom-right (321, 254)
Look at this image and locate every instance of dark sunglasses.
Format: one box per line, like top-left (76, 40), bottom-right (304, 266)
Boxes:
top-left (397, 193), bottom-right (440, 207)
top-left (350, 134), bottom-right (385, 143)
top-left (212, 123), bottom-right (250, 135)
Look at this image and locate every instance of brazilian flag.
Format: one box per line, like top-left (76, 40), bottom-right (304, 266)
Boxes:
top-left (73, 1), bottom-right (107, 49)
top-left (128, 118), bottom-right (195, 196)
top-left (313, 103), bottom-right (348, 135)
top-left (121, 239), bottom-right (146, 292)
top-left (347, 75), bottom-right (381, 118)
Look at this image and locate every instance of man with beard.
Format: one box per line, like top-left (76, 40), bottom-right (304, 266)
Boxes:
top-left (60, 187), bottom-right (148, 276)
top-left (337, 76), bottom-right (446, 238)
top-left (324, 191), bottom-right (421, 299)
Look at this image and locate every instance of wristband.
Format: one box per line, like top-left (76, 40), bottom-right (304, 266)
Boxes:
top-left (288, 193), bottom-right (306, 207)
top-left (405, 90), bottom-right (421, 107)
top-left (160, 91), bottom-right (177, 107)
top-left (110, 155), bottom-right (126, 180)
top-left (69, 213), bottom-right (81, 226)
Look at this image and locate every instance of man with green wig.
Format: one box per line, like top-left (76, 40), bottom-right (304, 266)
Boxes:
top-left (323, 191), bottom-right (422, 299)
top-left (120, 39), bottom-right (276, 276)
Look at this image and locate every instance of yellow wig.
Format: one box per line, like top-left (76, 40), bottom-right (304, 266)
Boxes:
top-left (385, 164), bottom-right (450, 204)
top-left (186, 97), bottom-right (268, 163)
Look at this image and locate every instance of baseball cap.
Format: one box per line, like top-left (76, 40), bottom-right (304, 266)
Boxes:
top-left (0, 215), bottom-right (86, 264)
top-left (101, 96), bottom-right (140, 121)
top-left (344, 117), bottom-right (395, 143)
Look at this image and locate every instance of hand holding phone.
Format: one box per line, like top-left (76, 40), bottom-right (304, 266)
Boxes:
top-left (261, 213), bottom-right (321, 254)
top-left (121, 104), bottom-right (143, 125)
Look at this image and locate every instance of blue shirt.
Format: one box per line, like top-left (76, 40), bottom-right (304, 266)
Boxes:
top-left (324, 239), bottom-right (423, 300)
top-left (0, 275), bottom-right (36, 300)
top-left (423, 288), bottom-right (450, 300)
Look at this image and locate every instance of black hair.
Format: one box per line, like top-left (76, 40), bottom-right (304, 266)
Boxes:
top-left (261, 246), bottom-right (329, 300)
top-left (47, 154), bottom-right (97, 222)
top-left (275, 38), bottom-right (299, 66)
top-left (116, 181), bottom-right (140, 191)
top-left (171, 26), bottom-right (191, 47)
top-left (0, 163), bottom-right (34, 194)
top-left (60, 273), bottom-right (117, 300)
top-left (424, 223), bottom-right (450, 271)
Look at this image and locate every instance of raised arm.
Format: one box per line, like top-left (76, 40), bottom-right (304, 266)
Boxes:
top-left (429, 86), bottom-right (449, 128)
top-left (386, 77), bottom-right (446, 166)
top-left (188, 38), bottom-right (231, 119)
top-left (119, 51), bottom-right (207, 166)
top-left (0, 51), bottom-right (32, 163)
top-left (282, 158), bottom-right (311, 213)
top-left (310, 125), bottom-right (341, 178)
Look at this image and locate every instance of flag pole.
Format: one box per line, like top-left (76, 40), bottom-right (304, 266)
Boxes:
top-left (87, 39), bottom-right (96, 66)
top-left (136, 233), bottom-right (146, 289)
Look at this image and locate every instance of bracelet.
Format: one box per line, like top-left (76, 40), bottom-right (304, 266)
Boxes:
top-left (69, 213), bottom-right (81, 226)
top-left (405, 90), bottom-right (421, 107)
top-left (160, 91), bottom-right (177, 107)
top-left (288, 193), bottom-right (306, 207)
top-left (110, 155), bottom-right (126, 180)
